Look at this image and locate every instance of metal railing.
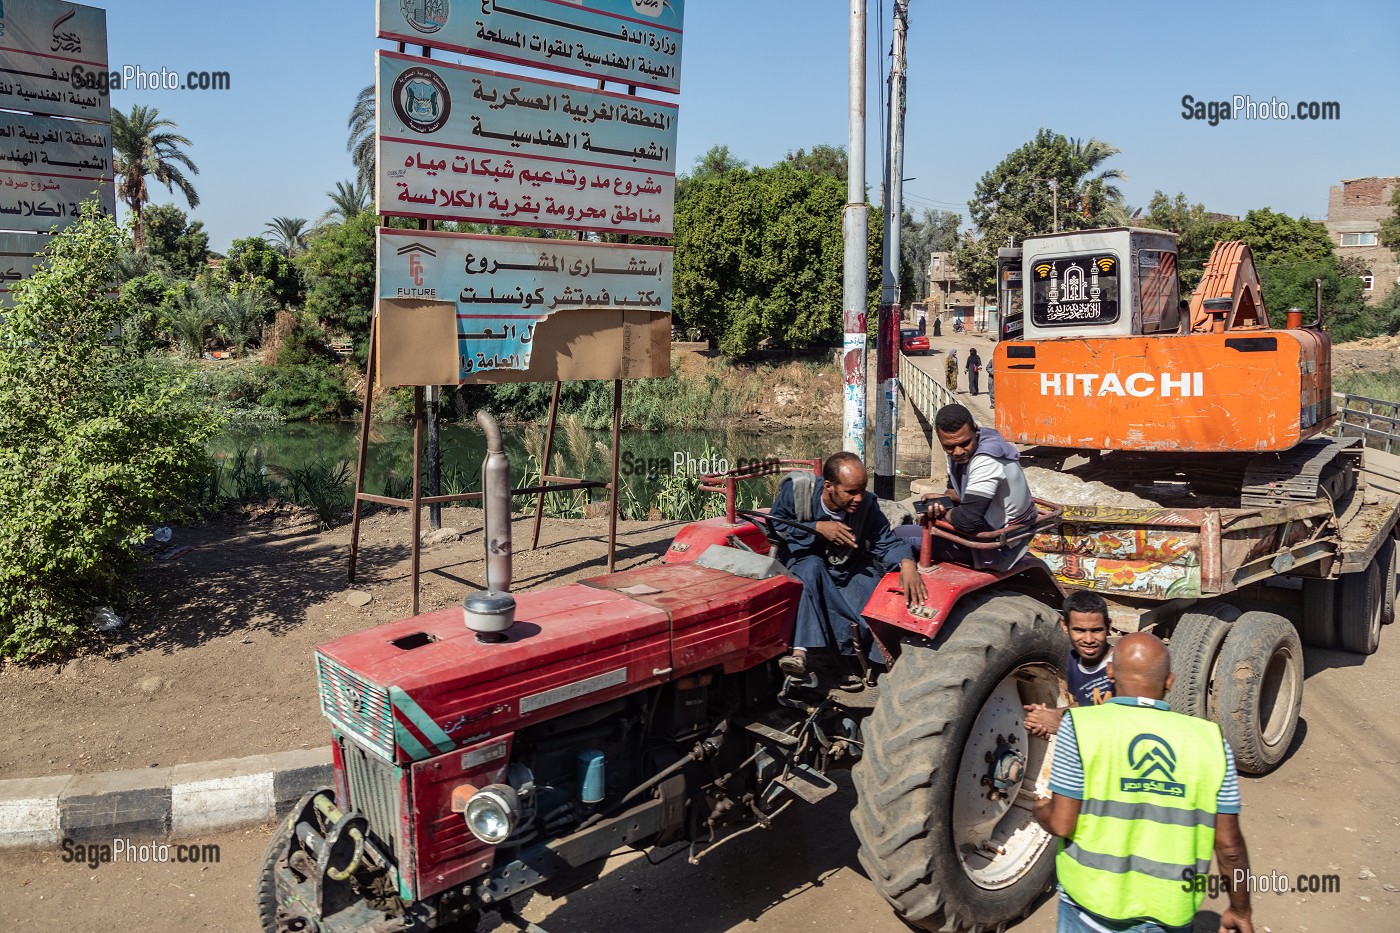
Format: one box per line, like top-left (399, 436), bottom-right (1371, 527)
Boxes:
top-left (1335, 393), bottom-right (1400, 454)
top-left (899, 351), bottom-right (958, 424)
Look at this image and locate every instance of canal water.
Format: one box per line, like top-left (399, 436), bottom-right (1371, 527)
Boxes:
top-left (210, 421), bottom-right (917, 512)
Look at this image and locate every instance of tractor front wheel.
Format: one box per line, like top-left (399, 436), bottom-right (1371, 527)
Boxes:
top-left (851, 591), bottom-right (1068, 932)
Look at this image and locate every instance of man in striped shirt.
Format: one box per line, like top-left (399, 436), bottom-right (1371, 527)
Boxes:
top-left (1034, 633), bottom-right (1254, 933)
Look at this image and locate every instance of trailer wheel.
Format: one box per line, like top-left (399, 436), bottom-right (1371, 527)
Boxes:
top-left (1338, 560), bottom-right (1384, 655)
top-left (851, 591), bottom-right (1067, 932)
top-left (1166, 602), bottom-right (1239, 719)
top-left (1299, 579), bottom-right (1338, 649)
top-left (1379, 537), bottom-right (1396, 627)
top-left (1212, 611), bottom-right (1303, 775)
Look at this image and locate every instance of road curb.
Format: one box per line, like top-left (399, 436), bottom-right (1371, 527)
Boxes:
top-left (0, 748), bottom-right (332, 849)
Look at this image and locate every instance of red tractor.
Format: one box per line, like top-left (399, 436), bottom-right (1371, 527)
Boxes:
top-left (260, 413), bottom-right (1069, 933)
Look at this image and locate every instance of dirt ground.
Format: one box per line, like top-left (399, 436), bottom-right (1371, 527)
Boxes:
top-left (1332, 335), bottom-right (1400, 377)
top-left (0, 504), bottom-right (685, 778)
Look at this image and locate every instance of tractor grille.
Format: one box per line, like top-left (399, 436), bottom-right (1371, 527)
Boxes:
top-left (341, 736), bottom-right (403, 860)
top-left (317, 653), bottom-right (394, 760)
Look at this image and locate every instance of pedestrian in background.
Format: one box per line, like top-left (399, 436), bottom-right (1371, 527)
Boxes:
top-left (966, 349), bottom-right (982, 396)
top-left (945, 349), bottom-right (958, 391)
top-left (1035, 632), bottom-right (1255, 933)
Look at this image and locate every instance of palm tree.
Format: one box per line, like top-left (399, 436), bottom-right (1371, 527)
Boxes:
top-left (111, 105), bottom-right (199, 251)
top-left (322, 179), bottom-right (371, 224)
top-left (1069, 137), bottom-right (1127, 204)
top-left (265, 216), bottom-right (309, 257)
top-left (347, 84), bottom-right (375, 189)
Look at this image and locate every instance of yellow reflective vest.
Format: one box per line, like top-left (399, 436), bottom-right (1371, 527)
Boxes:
top-left (1057, 699), bottom-right (1227, 927)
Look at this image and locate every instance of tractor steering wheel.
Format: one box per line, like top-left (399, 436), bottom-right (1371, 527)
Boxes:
top-left (734, 509), bottom-right (855, 568)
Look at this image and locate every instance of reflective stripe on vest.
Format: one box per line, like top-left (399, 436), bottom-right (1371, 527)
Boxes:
top-left (1056, 703), bottom-right (1226, 927)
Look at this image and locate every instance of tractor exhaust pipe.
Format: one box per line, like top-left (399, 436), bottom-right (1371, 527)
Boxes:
top-left (464, 411), bottom-right (516, 643)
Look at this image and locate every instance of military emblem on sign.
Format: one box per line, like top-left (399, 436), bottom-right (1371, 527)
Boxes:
top-left (392, 66), bottom-right (451, 134)
top-left (400, 0), bottom-right (449, 34)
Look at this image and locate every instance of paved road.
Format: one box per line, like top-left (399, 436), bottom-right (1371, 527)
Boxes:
top-left (903, 327), bottom-right (997, 428)
top-left (4, 624), bottom-right (1396, 932)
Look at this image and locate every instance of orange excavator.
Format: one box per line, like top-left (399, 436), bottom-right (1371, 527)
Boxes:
top-left (990, 227), bottom-right (1397, 776)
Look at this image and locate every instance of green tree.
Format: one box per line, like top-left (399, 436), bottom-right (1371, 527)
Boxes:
top-left (1379, 185), bottom-right (1400, 261)
top-left (1139, 190), bottom-right (1216, 288)
top-left (111, 105), bottom-right (199, 251)
top-left (0, 206), bottom-right (221, 660)
top-left (265, 216), bottom-right (309, 258)
top-left (299, 210), bottom-right (377, 360)
top-left (323, 178), bottom-right (371, 224)
top-left (901, 208), bottom-right (960, 303)
top-left (955, 129), bottom-right (1126, 296)
top-left (673, 161), bottom-right (882, 355)
top-left (1212, 208), bottom-right (1371, 338)
top-left (221, 236), bottom-right (304, 309)
top-left (139, 204), bottom-right (210, 278)
top-left (784, 144), bottom-right (847, 180)
top-left (347, 84), bottom-right (375, 189)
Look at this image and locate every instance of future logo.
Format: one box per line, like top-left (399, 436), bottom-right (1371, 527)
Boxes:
top-left (1121, 733), bottom-right (1186, 797)
top-left (392, 66), bottom-right (451, 134)
top-left (400, 0), bottom-right (449, 35)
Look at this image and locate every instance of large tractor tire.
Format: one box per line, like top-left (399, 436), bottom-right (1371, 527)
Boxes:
top-left (1299, 579), bottom-right (1338, 649)
top-left (1165, 602), bottom-right (1239, 720)
top-left (1338, 559), bottom-right (1384, 656)
top-left (1212, 611), bottom-right (1304, 775)
top-left (256, 812), bottom-right (295, 933)
top-left (851, 591), bottom-right (1068, 933)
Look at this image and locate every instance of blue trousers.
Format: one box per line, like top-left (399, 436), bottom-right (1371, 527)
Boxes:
top-left (1057, 896), bottom-right (1192, 933)
top-left (787, 554), bottom-right (889, 657)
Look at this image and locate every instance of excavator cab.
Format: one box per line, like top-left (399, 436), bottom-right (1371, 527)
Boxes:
top-left (993, 227), bottom-right (1334, 453)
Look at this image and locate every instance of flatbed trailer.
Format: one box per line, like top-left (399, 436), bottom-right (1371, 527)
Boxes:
top-left (1025, 439), bottom-right (1399, 773)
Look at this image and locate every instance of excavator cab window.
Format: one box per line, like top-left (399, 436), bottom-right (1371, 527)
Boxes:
top-left (1136, 249), bottom-right (1181, 334)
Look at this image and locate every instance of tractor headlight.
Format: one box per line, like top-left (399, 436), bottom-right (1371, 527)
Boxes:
top-left (464, 784), bottom-right (520, 844)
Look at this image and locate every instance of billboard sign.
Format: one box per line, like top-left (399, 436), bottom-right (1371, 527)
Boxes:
top-left (0, 110), bottom-right (111, 180)
top-left (378, 227), bottom-right (671, 378)
top-left (0, 230), bottom-right (45, 307)
top-left (0, 0), bottom-right (111, 122)
top-left (377, 52), bottom-right (674, 235)
top-left (378, 0), bottom-right (684, 93)
top-left (0, 166), bottom-right (113, 233)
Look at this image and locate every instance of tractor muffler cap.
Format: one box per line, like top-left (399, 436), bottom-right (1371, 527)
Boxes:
top-left (464, 591), bottom-right (516, 642)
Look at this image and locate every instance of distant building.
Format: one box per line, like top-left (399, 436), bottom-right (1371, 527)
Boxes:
top-left (921, 251), bottom-right (984, 326)
top-left (1325, 176), bottom-right (1399, 305)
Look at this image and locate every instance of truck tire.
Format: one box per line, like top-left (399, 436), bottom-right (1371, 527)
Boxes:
top-left (851, 591), bottom-right (1068, 933)
top-left (1338, 560), bottom-right (1383, 655)
top-left (1300, 579), bottom-right (1338, 649)
top-left (1380, 537), bottom-right (1396, 627)
top-left (1212, 611), bottom-right (1303, 775)
top-left (1166, 602), bottom-right (1239, 719)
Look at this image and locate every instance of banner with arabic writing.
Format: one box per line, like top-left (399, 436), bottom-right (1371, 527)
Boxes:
top-left (378, 0), bottom-right (684, 93)
top-left (0, 111), bottom-right (111, 181)
top-left (0, 0), bottom-right (111, 123)
top-left (0, 231), bottom-right (44, 307)
top-left (0, 166), bottom-right (113, 234)
top-left (377, 52), bottom-right (675, 235)
top-left (378, 228), bottom-right (672, 378)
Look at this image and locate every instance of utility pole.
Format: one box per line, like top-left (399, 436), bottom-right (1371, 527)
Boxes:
top-left (874, 0), bottom-right (908, 499)
top-left (842, 0), bottom-right (868, 460)
top-left (1050, 177), bottom-right (1059, 232)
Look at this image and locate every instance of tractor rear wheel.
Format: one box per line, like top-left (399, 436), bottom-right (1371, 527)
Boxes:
top-left (1338, 560), bottom-right (1384, 656)
top-left (1166, 602), bottom-right (1239, 719)
top-left (851, 591), bottom-right (1068, 932)
top-left (1212, 611), bottom-right (1303, 775)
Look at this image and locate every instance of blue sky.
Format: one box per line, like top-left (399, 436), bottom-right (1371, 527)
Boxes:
top-left (100, 0), bottom-right (1399, 251)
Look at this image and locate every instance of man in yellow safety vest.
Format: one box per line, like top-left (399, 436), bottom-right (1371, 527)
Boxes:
top-left (1033, 632), bottom-right (1255, 933)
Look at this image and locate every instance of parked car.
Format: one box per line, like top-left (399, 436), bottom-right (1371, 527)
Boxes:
top-left (900, 327), bottom-right (930, 355)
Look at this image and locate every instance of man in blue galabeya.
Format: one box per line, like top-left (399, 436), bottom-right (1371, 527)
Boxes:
top-left (1035, 633), bottom-right (1255, 933)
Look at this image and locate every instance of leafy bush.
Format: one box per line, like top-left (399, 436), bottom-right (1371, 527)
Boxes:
top-left (0, 207), bottom-right (222, 661)
top-left (259, 363), bottom-right (355, 420)
top-left (281, 458), bottom-right (353, 529)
